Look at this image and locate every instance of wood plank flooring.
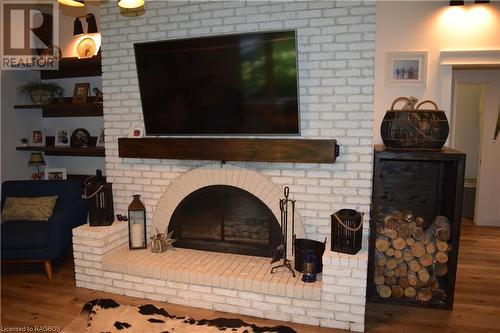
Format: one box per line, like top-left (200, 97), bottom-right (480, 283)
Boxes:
top-left (1, 220), bottom-right (499, 333)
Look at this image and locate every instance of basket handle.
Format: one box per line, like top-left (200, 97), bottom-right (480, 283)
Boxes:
top-left (333, 212), bottom-right (364, 232)
top-left (416, 100), bottom-right (438, 110)
top-left (390, 97), bottom-right (410, 111)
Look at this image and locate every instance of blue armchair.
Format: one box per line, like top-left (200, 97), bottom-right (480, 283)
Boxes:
top-left (1, 180), bottom-right (87, 279)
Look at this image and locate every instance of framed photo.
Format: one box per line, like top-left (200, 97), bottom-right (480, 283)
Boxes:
top-left (97, 128), bottom-right (105, 146)
top-left (73, 83), bottom-right (90, 104)
top-left (54, 128), bottom-right (71, 147)
top-left (44, 168), bottom-right (67, 180)
top-left (385, 52), bottom-right (427, 87)
top-left (31, 129), bottom-right (45, 146)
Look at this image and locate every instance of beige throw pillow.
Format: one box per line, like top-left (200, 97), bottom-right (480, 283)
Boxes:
top-left (1, 196), bottom-right (58, 222)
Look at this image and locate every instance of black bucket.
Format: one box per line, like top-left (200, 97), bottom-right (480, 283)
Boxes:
top-left (294, 238), bottom-right (326, 273)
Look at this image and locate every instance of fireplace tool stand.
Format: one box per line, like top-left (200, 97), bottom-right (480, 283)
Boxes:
top-left (271, 186), bottom-right (296, 277)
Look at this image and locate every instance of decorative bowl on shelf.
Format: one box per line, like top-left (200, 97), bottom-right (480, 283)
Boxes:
top-left (71, 128), bottom-right (91, 147)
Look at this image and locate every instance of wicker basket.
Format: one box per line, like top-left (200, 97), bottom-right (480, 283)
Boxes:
top-left (331, 209), bottom-right (363, 255)
top-left (381, 97), bottom-right (449, 150)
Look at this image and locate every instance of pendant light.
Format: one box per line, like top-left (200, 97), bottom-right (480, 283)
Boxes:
top-left (118, 0), bottom-right (145, 9)
top-left (58, 0), bottom-right (84, 7)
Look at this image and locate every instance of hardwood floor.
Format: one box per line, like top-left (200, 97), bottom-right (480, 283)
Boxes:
top-left (1, 220), bottom-right (499, 333)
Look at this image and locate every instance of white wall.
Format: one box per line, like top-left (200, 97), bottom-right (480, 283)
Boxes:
top-left (374, 1), bottom-right (500, 144)
top-left (1, 1), bottom-right (104, 182)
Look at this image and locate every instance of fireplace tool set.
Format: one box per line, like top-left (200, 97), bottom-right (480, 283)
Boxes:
top-left (271, 186), bottom-right (296, 277)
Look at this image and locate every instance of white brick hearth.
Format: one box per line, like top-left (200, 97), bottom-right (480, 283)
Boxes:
top-left (73, 222), bottom-right (367, 331)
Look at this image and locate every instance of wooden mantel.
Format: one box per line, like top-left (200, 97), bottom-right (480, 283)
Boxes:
top-left (118, 138), bottom-right (338, 164)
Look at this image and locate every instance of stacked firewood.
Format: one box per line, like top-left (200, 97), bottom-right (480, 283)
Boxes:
top-left (374, 211), bottom-right (450, 303)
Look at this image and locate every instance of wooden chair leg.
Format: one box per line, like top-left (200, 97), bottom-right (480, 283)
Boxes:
top-left (44, 260), bottom-right (53, 280)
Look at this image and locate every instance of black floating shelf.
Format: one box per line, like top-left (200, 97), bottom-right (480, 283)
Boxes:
top-left (16, 146), bottom-right (105, 157)
top-left (40, 55), bottom-right (102, 80)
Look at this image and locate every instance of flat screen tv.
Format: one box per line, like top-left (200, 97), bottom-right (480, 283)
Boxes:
top-left (134, 30), bottom-right (299, 136)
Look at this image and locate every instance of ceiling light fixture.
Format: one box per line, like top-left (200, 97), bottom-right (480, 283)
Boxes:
top-left (58, 0), bottom-right (84, 7)
top-left (474, 0), bottom-right (490, 3)
top-left (450, 1), bottom-right (465, 5)
top-left (118, 0), bottom-right (145, 9)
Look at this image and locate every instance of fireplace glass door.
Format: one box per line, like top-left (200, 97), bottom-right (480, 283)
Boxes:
top-left (168, 185), bottom-right (281, 257)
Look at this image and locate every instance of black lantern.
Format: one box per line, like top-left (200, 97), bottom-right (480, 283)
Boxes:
top-left (128, 194), bottom-right (147, 249)
top-left (85, 169), bottom-right (114, 226)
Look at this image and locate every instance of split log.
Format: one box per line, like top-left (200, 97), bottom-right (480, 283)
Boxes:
top-left (385, 276), bottom-right (398, 285)
top-left (406, 237), bottom-right (416, 247)
top-left (394, 250), bottom-right (403, 258)
top-left (408, 260), bottom-right (422, 273)
top-left (395, 263), bottom-right (408, 277)
top-left (397, 223), bottom-right (413, 239)
top-left (418, 253), bottom-right (433, 267)
top-left (432, 288), bottom-right (447, 302)
top-left (377, 285), bottom-right (392, 298)
top-left (426, 242), bottom-right (436, 254)
top-left (392, 237), bottom-right (406, 250)
top-left (436, 241), bottom-right (449, 252)
top-left (416, 288), bottom-right (433, 302)
top-left (426, 277), bottom-right (440, 290)
top-left (415, 216), bottom-right (425, 226)
top-left (410, 242), bottom-right (426, 258)
top-left (374, 275), bottom-right (385, 286)
top-left (404, 286), bottom-right (417, 298)
top-left (386, 258), bottom-right (398, 270)
top-left (392, 211), bottom-right (404, 221)
top-left (395, 256), bottom-right (404, 264)
top-left (385, 247), bottom-right (396, 257)
top-left (384, 215), bottom-right (401, 230)
top-left (434, 263), bottom-right (449, 276)
top-left (375, 252), bottom-right (388, 267)
top-left (402, 210), bottom-right (415, 223)
top-left (391, 285), bottom-right (404, 298)
top-left (418, 268), bottom-right (430, 283)
top-left (386, 229), bottom-right (398, 239)
top-left (408, 221), bottom-right (417, 231)
top-left (434, 216), bottom-right (451, 241)
top-left (399, 276), bottom-right (410, 289)
top-left (384, 268), bottom-right (395, 277)
top-left (435, 251), bottom-right (449, 264)
top-left (376, 238), bottom-right (390, 252)
top-left (413, 227), bottom-right (425, 242)
top-left (402, 250), bottom-right (414, 262)
top-left (407, 271), bottom-right (419, 286)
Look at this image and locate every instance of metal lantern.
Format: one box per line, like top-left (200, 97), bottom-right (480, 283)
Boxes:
top-left (85, 169), bottom-right (114, 226)
top-left (128, 194), bottom-right (147, 249)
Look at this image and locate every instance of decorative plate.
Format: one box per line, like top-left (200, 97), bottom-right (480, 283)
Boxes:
top-left (76, 38), bottom-right (96, 59)
top-left (71, 128), bottom-right (91, 147)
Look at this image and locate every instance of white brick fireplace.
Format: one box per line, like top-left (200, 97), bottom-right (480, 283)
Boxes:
top-left (75, 1), bottom-right (376, 331)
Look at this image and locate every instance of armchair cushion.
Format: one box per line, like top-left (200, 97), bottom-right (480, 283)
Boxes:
top-left (1, 220), bottom-right (49, 249)
top-left (1, 196), bottom-right (58, 222)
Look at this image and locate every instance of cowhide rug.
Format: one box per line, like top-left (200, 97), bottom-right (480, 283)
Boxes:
top-left (63, 298), bottom-right (296, 333)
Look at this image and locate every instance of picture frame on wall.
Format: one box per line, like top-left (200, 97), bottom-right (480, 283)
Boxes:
top-left (44, 168), bottom-right (67, 180)
top-left (54, 128), bottom-right (71, 147)
top-left (31, 129), bottom-right (45, 146)
top-left (72, 83), bottom-right (90, 104)
top-left (385, 52), bottom-right (428, 87)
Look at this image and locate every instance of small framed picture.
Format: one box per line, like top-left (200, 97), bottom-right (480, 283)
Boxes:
top-left (73, 83), bottom-right (90, 104)
top-left (54, 128), bottom-right (71, 147)
top-left (385, 52), bottom-right (427, 87)
top-left (44, 168), bottom-right (67, 180)
top-left (97, 128), bottom-right (105, 146)
top-left (31, 129), bottom-right (45, 146)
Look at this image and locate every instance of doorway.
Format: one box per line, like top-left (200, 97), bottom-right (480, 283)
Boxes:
top-left (451, 69), bottom-right (500, 226)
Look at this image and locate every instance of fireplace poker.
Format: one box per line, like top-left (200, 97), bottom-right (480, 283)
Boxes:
top-left (271, 186), bottom-right (296, 277)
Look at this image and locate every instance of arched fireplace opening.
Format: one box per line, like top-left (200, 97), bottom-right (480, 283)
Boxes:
top-left (168, 185), bottom-right (281, 258)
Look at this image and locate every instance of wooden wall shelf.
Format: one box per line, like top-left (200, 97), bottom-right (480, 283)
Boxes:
top-left (40, 55), bottom-right (102, 80)
top-left (16, 146), bottom-right (105, 157)
top-left (14, 98), bottom-right (103, 117)
top-left (118, 138), bottom-right (338, 163)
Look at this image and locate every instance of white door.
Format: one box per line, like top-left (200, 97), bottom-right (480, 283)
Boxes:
top-left (452, 69), bottom-right (500, 226)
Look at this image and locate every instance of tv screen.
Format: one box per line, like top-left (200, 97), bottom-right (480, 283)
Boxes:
top-left (134, 30), bottom-right (299, 136)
